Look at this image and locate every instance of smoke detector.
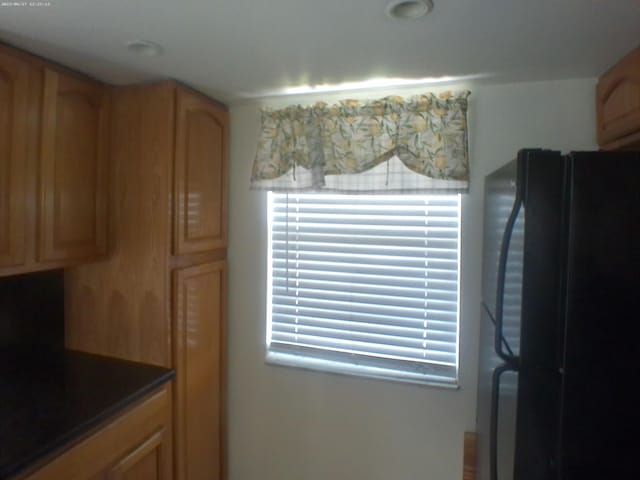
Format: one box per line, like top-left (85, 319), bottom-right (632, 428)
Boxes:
top-left (385, 0), bottom-right (433, 19)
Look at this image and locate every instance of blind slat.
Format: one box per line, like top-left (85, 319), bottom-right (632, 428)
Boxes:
top-left (273, 265), bottom-right (459, 280)
top-left (267, 193), bottom-right (461, 385)
top-left (271, 316), bottom-right (458, 339)
top-left (272, 310), bottom-right (458, 330)
top-left (271, 325), bottom-right (457, 352)
top-left (270, 335), bottom-right (457, 365)
top-left (272, 305), bottom-right (458, 326)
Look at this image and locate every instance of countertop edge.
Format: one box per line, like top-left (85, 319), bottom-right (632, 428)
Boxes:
top-left (0, 355), bottom-right (175, 480)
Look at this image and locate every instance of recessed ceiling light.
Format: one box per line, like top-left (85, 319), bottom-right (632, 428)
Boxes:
top-left (126, 40), bottom-right (163, 57)
top-left (386, 0), bottom-right (433, 19)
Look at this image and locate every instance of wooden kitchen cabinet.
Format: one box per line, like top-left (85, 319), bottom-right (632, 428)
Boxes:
top-left (173, 261), bottom-right (226, 480)
top-left (39, 68), bottom-right (108, 262)
top-left (106, 428), bottom-right (167, 480)
top-left (0, 48), bottom-right (29, 269)
top-left (596, 46), bottom-right (640, 150)
top-left (66, 81), bottom-right (228, 480)
top-left (20, 386), bottom-right (172, 480)
top-left (0, 44), bottom-right (109, 277)
top-left (174, 89), bottom-right (228, 255)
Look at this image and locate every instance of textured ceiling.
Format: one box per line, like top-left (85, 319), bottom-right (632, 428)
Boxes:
top-left (0, 0), bottom-right (639, 104)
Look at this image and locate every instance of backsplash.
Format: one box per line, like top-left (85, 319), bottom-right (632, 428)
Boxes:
top-left (0, 270), bottom-right (64, 350)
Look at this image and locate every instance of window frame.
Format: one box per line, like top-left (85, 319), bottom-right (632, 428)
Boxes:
top-left (265, 192), bottom-right (462, 388)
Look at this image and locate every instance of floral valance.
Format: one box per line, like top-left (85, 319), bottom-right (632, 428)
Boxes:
top-left (250, 90), bottom-right (470, 193)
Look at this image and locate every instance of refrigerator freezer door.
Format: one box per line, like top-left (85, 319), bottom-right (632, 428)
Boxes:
top-left (560, 151), bottom-right (640, 478)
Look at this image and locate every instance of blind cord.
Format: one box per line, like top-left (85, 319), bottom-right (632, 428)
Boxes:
top-left (285, 193), bottom-right (290, 293)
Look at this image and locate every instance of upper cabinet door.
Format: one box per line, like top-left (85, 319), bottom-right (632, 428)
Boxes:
top-left (0, 50), bottom-right (29, 268)
top-left (173, 89), bottom-right (228, 255)
top-left (39, 69), bottom-right (108, 263)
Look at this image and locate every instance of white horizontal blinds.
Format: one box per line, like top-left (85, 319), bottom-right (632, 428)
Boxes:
top-left (502, 206), bottom-right (525, 356)
top-left (267, 193), bottom-right (461, 384)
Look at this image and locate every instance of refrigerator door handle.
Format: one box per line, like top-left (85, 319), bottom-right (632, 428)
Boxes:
top-left (494, 189), bottom-right (522, 363)
top-left (482, 300), bottom-right (515, 359)
top-left (490, 362), bottom-right (518, 480)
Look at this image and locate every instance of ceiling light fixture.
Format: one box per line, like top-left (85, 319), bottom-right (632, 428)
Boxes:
top-left (385, 0), bottom-right (433, 19)
top-left (240, 73), bottom-right (492, 98)
top-left (126, 40), bottom-right (163, 57)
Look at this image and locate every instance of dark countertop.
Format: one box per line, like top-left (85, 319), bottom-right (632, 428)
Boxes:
top-left (0, 348), bottom-right (174, 479)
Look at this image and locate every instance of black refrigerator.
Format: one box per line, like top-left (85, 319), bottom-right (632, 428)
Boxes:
top-left (476, 149), bottom-right (640, 480)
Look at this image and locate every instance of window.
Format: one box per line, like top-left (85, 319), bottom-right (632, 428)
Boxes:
top-left (266, 192), bottom-right (461, 387)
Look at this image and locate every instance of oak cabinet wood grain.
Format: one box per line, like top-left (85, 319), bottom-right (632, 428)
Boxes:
top-left (0, 48), bottom-right (29, 269)
top-left (0, 42), bottom-right (182, 480)
top-left (0, 44), bottom-right (109, 277)
top-left (173, 261), bottom-right (226, 480)
top-left (39, 68), bottom-right (108, 262)
top-left (596, 46), bottom-right (640, 150)
top-left (173, 89), bottom-right (228, 255)
top-left (66, 81), bottom-right (229, 480)
top-left (106, 429), bottom-right (167, 480)
top-left (65, 82), bottom-right (174, 366)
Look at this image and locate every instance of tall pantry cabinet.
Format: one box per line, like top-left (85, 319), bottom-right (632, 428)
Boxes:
top-left (65, 81), bottom-right (228, 480)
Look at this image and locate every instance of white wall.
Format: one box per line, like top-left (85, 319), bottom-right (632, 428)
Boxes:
top-left (227, 78), bottom-right (597, 480)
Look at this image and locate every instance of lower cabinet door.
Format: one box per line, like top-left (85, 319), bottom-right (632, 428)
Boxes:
top-left (173, 261), bottom-right (226, 480)
top-left (22, 387), bottom-right (172, 480)
top-left (106, 429), bottom-right (167, 480)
